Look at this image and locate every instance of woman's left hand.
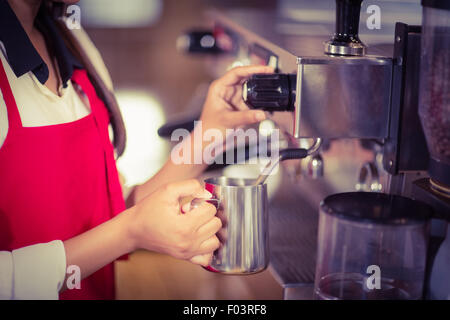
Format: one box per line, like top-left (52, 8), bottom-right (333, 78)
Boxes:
top-left (199, 65), bottom-right (273, 134)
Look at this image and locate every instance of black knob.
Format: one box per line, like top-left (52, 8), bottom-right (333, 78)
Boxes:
top-left (336, 0), bottom-right (363, 40)
top-left (243, 74), bottom-right (296, 112)
top-left (324, 0), bottom-right (366, 56)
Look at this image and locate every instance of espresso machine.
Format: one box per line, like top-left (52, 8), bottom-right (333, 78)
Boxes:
top-left (176, 0), bottom-right (449, 299)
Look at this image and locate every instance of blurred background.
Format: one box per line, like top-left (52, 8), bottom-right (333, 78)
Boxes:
top-left (78, 0), bottom-right (281, 299)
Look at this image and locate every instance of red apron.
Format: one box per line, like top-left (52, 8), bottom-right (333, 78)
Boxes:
top-left (0, 59), bottom-right (126, 300)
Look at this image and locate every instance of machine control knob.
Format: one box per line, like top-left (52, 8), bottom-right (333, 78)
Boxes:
top-left (243, 73), bottom-right (296, 112)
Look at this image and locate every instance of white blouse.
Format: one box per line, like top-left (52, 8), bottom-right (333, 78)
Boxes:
top-left (0, 241), bottom-right (66, 299)
top-left (0, 44), bottom-right (91, 149)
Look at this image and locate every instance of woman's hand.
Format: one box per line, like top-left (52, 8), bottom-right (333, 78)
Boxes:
top-left (200, 65), bottom-right (274, 134)
top-left (127, 179), bottom-right (221, 266)
top-left (130, 66), bottom-right (274, 206)
top-left (62, 179), bottom-right (219, 286)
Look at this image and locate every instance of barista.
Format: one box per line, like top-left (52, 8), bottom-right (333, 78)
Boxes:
top-left (0, 0), bottom-right (271, 299)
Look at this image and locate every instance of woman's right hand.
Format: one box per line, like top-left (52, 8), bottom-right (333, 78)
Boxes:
top-left (127, 179), bottom-right (221, 266)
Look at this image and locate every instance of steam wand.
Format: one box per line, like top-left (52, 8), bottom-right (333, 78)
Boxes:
top-left (253, 138), bottom-right (323, 186)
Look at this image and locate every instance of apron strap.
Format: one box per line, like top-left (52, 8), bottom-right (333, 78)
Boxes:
top-left (71, 69), bottom-right (109, 151)
top-left (71, 68), bottom-right (126, 217)
top-left (0, 56), bottom-right (22, 130)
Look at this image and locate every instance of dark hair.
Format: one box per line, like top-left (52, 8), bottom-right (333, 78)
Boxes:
top-left (48, 2), bottom-right (126, 157)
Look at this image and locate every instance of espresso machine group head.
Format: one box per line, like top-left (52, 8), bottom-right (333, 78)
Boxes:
top-left (243, 0), bottom-right (392, 140)
top-left (241, 0), bottom-right (448, 195)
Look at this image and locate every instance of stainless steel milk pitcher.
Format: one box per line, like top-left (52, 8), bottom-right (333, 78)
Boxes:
top-left (201, 177), bottom-right (269, 274)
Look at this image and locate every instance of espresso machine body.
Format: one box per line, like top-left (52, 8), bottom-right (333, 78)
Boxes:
top-left (293, 55), bottom-right (392, 139)
top-left (181, 0), bottom-right (450, 299)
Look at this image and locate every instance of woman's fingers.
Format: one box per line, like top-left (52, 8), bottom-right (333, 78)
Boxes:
top-left (219, 65), bottom-right (274, 86)
top-left (196, 216), bottom-right (222, 241)
top-left (197, 235), bottom-right (221, 255)
top-left (185, 202), bottom-right (217, 230)
top-left (190, 253), bottom-right (213, 267)
top-left (162, 179), bottom-right (210, 203)
top-left (230, 86), bottom-right (249, 111)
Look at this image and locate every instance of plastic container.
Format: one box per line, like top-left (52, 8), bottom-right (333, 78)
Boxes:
top-left (314, 192), bottom-right (432, 300)
top-left (428, 222), bottom-right (450, 299)
top-left (418, 1), bottom-right (450, 187)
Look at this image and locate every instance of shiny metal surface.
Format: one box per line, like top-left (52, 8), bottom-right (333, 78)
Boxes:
top-left (306, 137), bottom-right (322, 155)
top-left (355, 161), bottom-right (382, 192)
top-left (294, 55), bottom-right (392, 139)
top-left (204, 177), bottom-right (269, 274)
top-left (307, 154), bottom-right (324, 179)
top-left (267, 169), bottom-right (325, 297)
top-left (254, 140), bottom-right (323, 186)
top-left (324, 41), bottom-right (367, 56)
